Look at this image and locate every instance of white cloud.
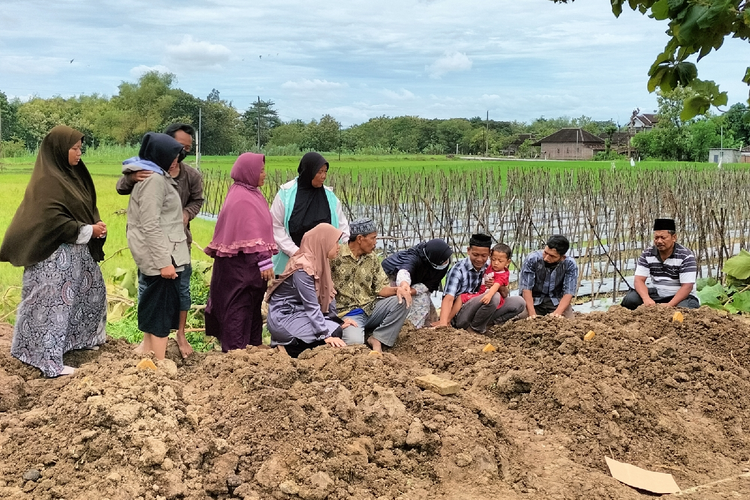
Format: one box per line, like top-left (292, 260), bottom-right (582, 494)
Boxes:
top-left (0, 56), bottom-right (66, 75)
top-left (166, 36), bottom-right (231, 67)
top-left (381, 88), bottom-right (415, 100)
top-left (129, 64), bottom-right (172, 78)
top-left (427, 51), bottom-right (472, 78)
top-left (281, 79), bottom-right (348, 92)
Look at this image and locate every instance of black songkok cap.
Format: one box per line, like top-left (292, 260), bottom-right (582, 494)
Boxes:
top-left (469, 233), bottom-right (492, 248)
top-left (653, 218), bottom-right (676, 231)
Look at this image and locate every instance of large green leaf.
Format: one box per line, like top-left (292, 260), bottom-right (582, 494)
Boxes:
top-left (731, 290), bottom-right (750, 313)
top-left (696, 276), bottom-right (717, 292)
top-left (724, 249), bottom-right (750, 281)
top-left (697, 282), bottom-right (728, 309)
top-left (651, 0), bottom-right (669, 20)
top-left (681, 95), bottom-right (710, 121)
top-left (675, 61), bottom-right (697, 86)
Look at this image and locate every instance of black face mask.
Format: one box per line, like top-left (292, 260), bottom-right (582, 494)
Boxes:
top-left (544, 260), bottom-right (559, 270)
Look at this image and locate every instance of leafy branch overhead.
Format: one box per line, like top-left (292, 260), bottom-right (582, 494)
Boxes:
top-left (552, 0), bottom-right (747, 120)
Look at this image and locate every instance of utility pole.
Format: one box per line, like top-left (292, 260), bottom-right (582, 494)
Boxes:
top-left (197, 107), bottom-right (202, 170)
top-left (257, 96), bottom-right (261, 150)
top-left (485, 110), bottom-right (489, 157)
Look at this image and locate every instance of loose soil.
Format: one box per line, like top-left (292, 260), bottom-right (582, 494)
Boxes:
top-left (2, 306), bottom-right (750, 499)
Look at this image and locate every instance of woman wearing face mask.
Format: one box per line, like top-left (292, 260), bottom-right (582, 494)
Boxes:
top-left (124, 132), bottom-right (189, 361)
top-left (381, 239), bottom-right (453, 328)
top-left (269, 152), bottom-right (349, 275)
top-left (0, 125), bottom-right (107, 377)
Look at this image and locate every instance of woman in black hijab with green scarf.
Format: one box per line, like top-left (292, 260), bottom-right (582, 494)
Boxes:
top-left (0, 125), bottom-right (108, 377)
top-left (270, 152), bottom-right (350, 274)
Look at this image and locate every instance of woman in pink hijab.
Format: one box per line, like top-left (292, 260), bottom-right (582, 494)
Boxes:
top-left (204, 153), bottom-right (277, 351)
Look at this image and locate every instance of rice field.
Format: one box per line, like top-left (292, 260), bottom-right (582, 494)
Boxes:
top-left (1, 152), bottom-right (747, 316)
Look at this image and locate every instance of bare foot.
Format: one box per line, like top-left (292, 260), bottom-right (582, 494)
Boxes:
top-left (133, 342), bottom-right (147, 355)
top-left (176, 335), bottom-right (194, 359)
top-left (58, 366), bottom-right (76, 376)
top-left (367, 337), bottom-right (383, 353)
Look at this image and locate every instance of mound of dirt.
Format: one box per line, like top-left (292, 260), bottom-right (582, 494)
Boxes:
top-left (2, 307), bottom-right (750, 499)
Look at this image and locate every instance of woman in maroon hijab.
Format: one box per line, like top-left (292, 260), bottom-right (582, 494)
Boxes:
top-left (204, 153), bottom-right (278, 351)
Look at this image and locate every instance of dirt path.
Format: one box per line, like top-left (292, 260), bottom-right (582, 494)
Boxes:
top-left (2, 306), bottom-right (750, 499)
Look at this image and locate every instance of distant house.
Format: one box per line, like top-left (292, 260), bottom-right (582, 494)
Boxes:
top-left (630, 113), bottom-right (659, 133)
top-left (709, 148), bottom-right (741, 164)
top-left (504, 134), bottom-right (534, 156)
top-left (600, 131), bottom-right (632, 154)
top-left (533, 128), bottom-right (605, 160)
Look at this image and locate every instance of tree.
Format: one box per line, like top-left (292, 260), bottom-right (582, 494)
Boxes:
top-left (437, 118), bottom-right (472, 154)
top-left (552, 0), bottom-right (742, 119)
top-left (112, 71), bottom-right (176, 143)
top-left (269, 120), bottom-right (307, 148)
top-left (304, 114), bottom-right (341, 152)
top-left (0, 91), bottom-right (20, 142)
top-left (199, 94), bottom-right (241, 156)
top-left (241, 99), bottom-right (281, 148)
top-left (724, 103), bottom-right (750, 146)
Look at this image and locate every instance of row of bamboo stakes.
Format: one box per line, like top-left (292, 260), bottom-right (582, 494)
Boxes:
top-left (200, 165), bottom-right (750, 302)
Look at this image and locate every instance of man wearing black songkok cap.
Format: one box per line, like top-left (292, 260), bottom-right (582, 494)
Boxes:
top-left (433, 233), bottom-right (499, 333)
top-left (621, 218), bottom-right (699, 310)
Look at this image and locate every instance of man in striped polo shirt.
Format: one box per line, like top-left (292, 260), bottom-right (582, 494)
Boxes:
top-left (621, 218), bottom-right (700, 310)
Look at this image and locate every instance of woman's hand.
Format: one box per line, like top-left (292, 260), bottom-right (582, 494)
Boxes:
top-left (396, 283), bottom-right (412, 308)
top-left (261, 269), bottom-right (274, 281)
top-left (325, 337), bottom-right (347, 348)
top-left (341, 318), bottom-right (358, 329)
top-left (160, 265), bottom-right (178, 279)
top-left (92, 221), bottom-right (107, 239)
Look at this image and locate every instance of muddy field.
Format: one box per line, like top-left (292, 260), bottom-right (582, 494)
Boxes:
top-left (2, 306), bottom-right (750, 499)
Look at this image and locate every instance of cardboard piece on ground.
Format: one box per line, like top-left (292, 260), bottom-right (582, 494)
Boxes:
top-left (605, 456), bottom-right (680, 494)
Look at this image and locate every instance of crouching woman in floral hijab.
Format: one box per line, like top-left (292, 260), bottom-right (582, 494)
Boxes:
top-left (0, 125), bottom-right (108, 377)
top-left (265, 223), bottom-right (354, 358)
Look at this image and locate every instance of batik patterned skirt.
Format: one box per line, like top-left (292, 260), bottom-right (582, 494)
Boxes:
top-left (11, 243), bottom-right (107, 377)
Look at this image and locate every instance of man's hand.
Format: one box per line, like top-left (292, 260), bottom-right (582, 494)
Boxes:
top-left (396, 284), bottom-right (412, 307)
top-left (129, 170), bottom-right (152, 183)
top-left (480, 292), bottom-right (493, 305)
top-left (325, 337), bottom-right (347, 348)
top-left (484, 275), bottom-right (494, 286)
top-left (183, 211), bottom-right (190, 226)
top-left (160, 265), bottom-right (178, 279)
top-left (260, 269), bottom-right (274, 281)
top-left (526, 314), bottom-right (538, 320)
top-left (549, 311), bottom-right (564, 318)
top-left (341, 318), bottom-right (358, 329)
top-left (642, 297), bottom-right (657, 307)
top-left (431, 321), bottom-right (449, 328)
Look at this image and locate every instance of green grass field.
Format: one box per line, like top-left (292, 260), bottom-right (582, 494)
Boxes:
top-left (0, 151), bottom-right (725, 293)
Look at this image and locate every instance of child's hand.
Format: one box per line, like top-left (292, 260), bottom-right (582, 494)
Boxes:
top-left (481, 292), bottom-right (492, 304)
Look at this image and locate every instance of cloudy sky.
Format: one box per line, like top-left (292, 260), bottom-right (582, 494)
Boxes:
top-left (0, 0), bottom-right (744, 126)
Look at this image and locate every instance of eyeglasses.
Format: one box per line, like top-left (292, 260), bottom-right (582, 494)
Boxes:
top-left (177, 148), bottom-right (187, 163)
